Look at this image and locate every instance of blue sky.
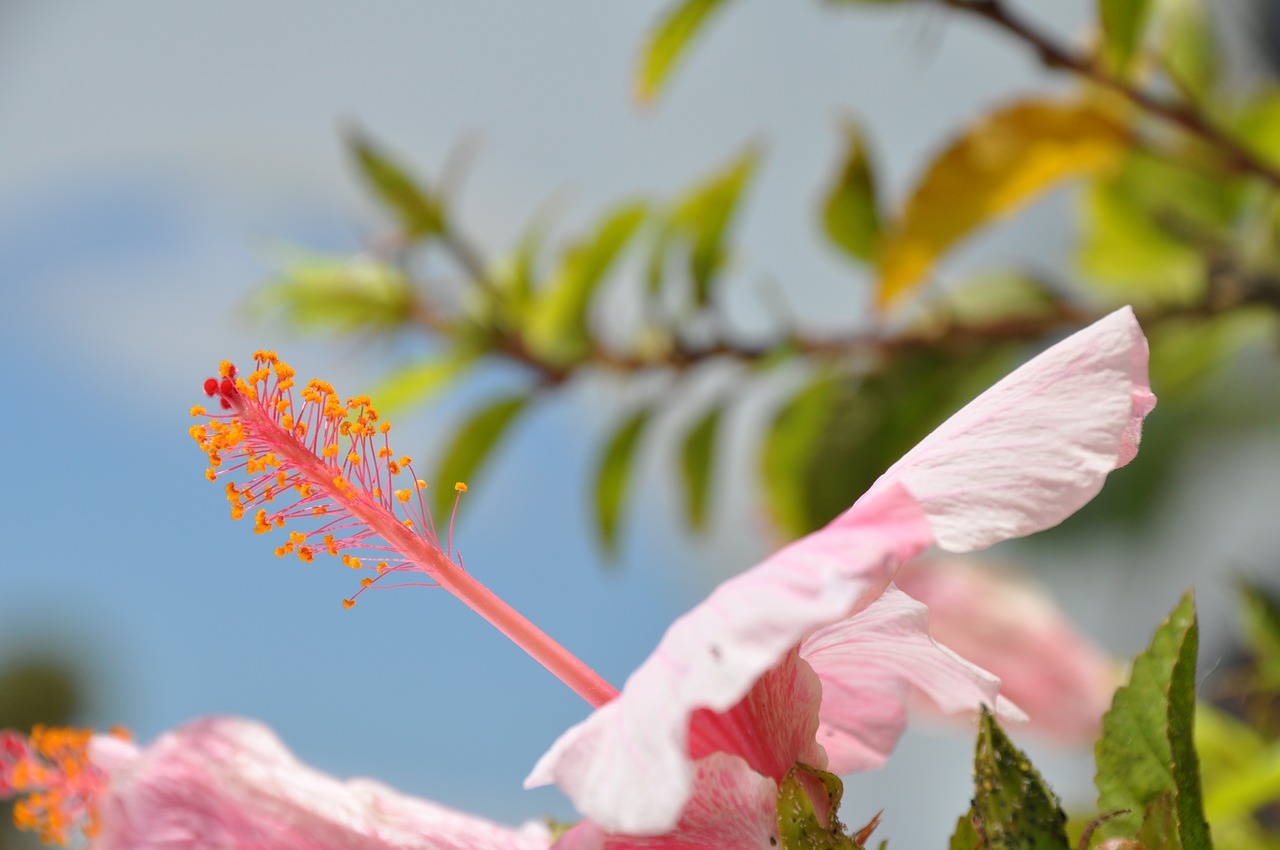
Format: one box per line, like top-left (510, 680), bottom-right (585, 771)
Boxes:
top-left (3, 2), bottom-right (1279, 846)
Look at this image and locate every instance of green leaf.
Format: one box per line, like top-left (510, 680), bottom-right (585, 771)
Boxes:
top-left (1099, 0), bottom-right (1152, 74)
top-left (678, 403), bottom-right (723, 530)
top-left (634, 0), bottom-right (735, 104)
top-left (1095, 591), bottom-right (1213, 850)
top-left (594, 407), bottom-right (652, 556)
top-left (948, 811), bottom-right (980, 850)
top-left (349, 131), bottom-right (445, 239)
top-left (368, 352), bottom-right (476, 414)
top-left (1237, 580), bottom-right (1280, 690)
top-left (775, 764), bottom-right (859, 850)
top-left (431, 393), bottom-right (530, 520)
top-left (1159, 0), bottom-right (1218, 103)
top-left (252, 254), bottom-right (413, 333)
top-left (525, 202), bottom-right (647, 364)
top-left (821, 117), bottom-right (881, 264)
top-left (653, 146), bottom-right (759, 306)
top-left (965, 707), bottom-right (1070, 850)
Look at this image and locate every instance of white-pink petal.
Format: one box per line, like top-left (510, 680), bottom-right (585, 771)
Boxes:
top-left (94, 717), bottom-right (551, 850)
top-left (855, 306), bottom-right (1153, 552)
top-left (801, 585), bottom-right (1025, 775)
top-left (526, 484), bottom-right (935, 835)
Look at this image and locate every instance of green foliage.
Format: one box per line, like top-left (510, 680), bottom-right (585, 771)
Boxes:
top-left (349, 131), bottom-right (445, 238)
top-left (775, 765), bottom-right (859, 850)
top-left (593, 407), bottom-right (652, 556)
top-left (1095, 591), bottom-right (1212, 849)
top-left (634, 0), bottom-right (735, 104)
top-left (821, 118), bottom-right (881, 264)
top-left (253, 254), bottom-right (414, 334)
top-left (0, 659), bottom-right (81, 733)
top-left (369, 353), bottom-right (476, 414)
top-left (430, 393), bottom-right (530, 520)
top-left (951, 708), bottom-right (1069, 850)
top-left (1098, 0), bottom-right (1152, 74)
top-left (678, 402), bottom-right (722, 531)
top-left (1237, 580), bottom-right (1280, 693)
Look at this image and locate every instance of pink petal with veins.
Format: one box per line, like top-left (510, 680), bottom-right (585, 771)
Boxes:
top-left (94, 717), bottom-right (551, 850)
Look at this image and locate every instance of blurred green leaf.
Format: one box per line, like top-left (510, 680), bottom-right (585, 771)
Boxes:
top-left (1077, 179), bottom-right (1205, 307)
top-left (349, 131), bottom-right (445, 238)
top-left (594, 407), bottom-right (652, 556)
top-left (963, 708), bottom-right (1070, 850)
top-left (1095, 591), bottom-right (1211, 849)
top-left (369, 352), bottom-right (476, 414)
top-left (935, 271), bottom-right (1064, 327)
top-left (0, 659), bottom-right (81, 732)
top-left (1237, 580), bottom-right (1280, 691)
top-left (652, 147), bottom-right (759, 306)
top-left (526, 202), bottom-right (647, 364)
top-left (1232, 89), bottom-right (1280, 170)
top-left (1159, 0), bottom-right (1218, 103)
top-left (821, 118), bottom-right (881, 264)
top-left (635, 0), bottom-right (736, 104)
top-left (678, 402), bottom-right (723, 530)
top-left (252, 254), bottom-right (414, 334)
top-left (1099, 0), bottom-right (1152, 74)
top-left (761, 345), bottom-right (1014, 537)
top-left (431, 393), bottom-right (530, 519)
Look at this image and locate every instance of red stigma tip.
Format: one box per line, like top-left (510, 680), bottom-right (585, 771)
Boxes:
top-left (203, 377), bottom-right (219, 397)
top-left (220, 377), bottom-right (235, 397)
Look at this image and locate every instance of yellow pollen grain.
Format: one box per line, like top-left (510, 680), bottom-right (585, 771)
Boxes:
top-left (455, 482), bottom-right (468, 492)
top-left (360, 578), bottom-right (374, 588)
top-left (395, 489), bottom-right (412, 503)
top-left (379, 422), bottom-right (391, 434)
top-left (289, 531), bottom-right (307, 545)
top-left (398, 456), bottom-right (412, 467)
top-left (347, 452), bottom-right (361, 465)
top-left (323, 444), bottom-right (339, 459)
top-left (190, 405), bottom-right (206, 417)
top-left (205, 468), bottom-right (217, 481)
top-left (297, 546), bottom-right (314, 563)
top-left (343, 598), bottom-right (356, 609)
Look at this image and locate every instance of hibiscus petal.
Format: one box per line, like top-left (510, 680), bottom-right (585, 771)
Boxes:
top-left (95, 717), bottom-right (551, 850)
top-left (801, 584), bottom-right (1025, 774)
top-left (894, 557), bottom-right (1120, 743)
top-left (526, 483), bottom-right (935, 835)
top-left (854, 306), bottom-right (1154, 552)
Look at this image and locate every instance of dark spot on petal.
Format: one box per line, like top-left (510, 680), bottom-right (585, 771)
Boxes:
top-left (709, 643), bottom-right (722, 661)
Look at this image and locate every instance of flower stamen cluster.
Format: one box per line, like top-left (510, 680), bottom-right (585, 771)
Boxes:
top-left (0, 726), bottom-right (126, 845)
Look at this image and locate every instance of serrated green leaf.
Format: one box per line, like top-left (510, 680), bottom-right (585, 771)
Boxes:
top-left (594, 407), bottom-right (652, 556)
top-left (368, 352), bottom-right (476, 414)
top-left (349, 132), bottom-right (444, 239)
top-left (1095, 591), bottom-right (1212, 850)
top-left (525, 202), bottom-right (647, 365)
top-left (966, 708), bottom-right (1070, 850)
top-left (822, 118), bottom-right (881, 264)
top-left (634, 0), bottom-right (735, 104)
top-left (775, 765), bottom-right (859, 850)
top-left (431, 394), bottom-right (529, 520)
top-left (949, 811), bottom-right (980, 850)
top-left (252, 254), bottom-right (413, 333)
top-left (678, 403), bottom-right (723, 530)
top-left (1099, 0), bottom-right (1152, 74)
top-left (656, 147), bottom-right (759, 306)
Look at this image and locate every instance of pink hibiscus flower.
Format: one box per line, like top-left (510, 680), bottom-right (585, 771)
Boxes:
top-left (527, 307), bottom-right (1155, 840)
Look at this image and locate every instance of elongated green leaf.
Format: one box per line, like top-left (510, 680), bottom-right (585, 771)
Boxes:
top-left (1159, 0), bottom-right (1217, 102)
top-left (368, 352), bottom-right (476, 414)
top-left (634, 0), bottom-right (735, 104)
top-left (678, 403), bottom-right (722, 530)
top-left (594, 407), bottom-right (652, 556)
top-left (525, 202), bottom-right (647, 364)
top-left (349, 131), bottom-right (444, 238)
top-left (1237, 580), bottom-right (1280, 691)
top-left (253, 254), bottom-right (413, 333)
top-left (431, 394), bottom-right (530, 520)
top-left (1099, 0), bottom-right (1152, 74)
top-left (822, 118), bottom-right (881, 264)
top-left (1095, 591), bottom-right (1212, 850)
top-left (965, 708), bottom-right (1070, 850)
top-left (674, 147), bottom-right (758, 305)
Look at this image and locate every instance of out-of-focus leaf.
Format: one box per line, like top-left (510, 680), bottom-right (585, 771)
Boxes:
top-left (948, 812), bottom-right (980, 850)
top-left (965, 708), bottom-right (1070, 850)
top-left (526, 202), bottom-right (647, 365)
top-left (634, 0), bottom-right (736, 104)
top-left (431, 393), bottom-right (530, 519)
top-left (349, 132), bottom-right (445, 239)
top-left (1109, 150), bottom-right (1240, 234)
top-left (1237, 580), bottom-right (1280, 690)
top-left (1077, 179), bottom-right (1205, 307)
top-left (252, 255), bottom-right (413, 333)
top-left (594, 407), bottom-right (652, 556)
top-left (678, 402), bottom-right (723, 530)
top-left (821, 118), bottom-right (881, 264)
top-left (1099, 0), bottom-right (1152, 74)
top-left (1232, 89), bottom-right (1280, 170)
top-left (0, 659), bottom-right (81, 732)
top-left (761, 345), bottom-right (1014, 537)
top-left (1160, 0), bottom-right (1218, 102)
top-left (929, 271), bottom-right (1064, 328)
top-left (877, 100), bottom-right (1128, 306)
top-left (652, 147), bottom-right (759, 306)
top-left (369, 352), bottom-right (476, 414)
top-left (1095, 591), bottom-right (1211, 850)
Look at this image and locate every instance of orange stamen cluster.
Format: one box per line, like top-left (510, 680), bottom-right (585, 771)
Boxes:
top-left (191, 352), bottom-right (467, 607)
top-left (0, 726), bottom-right (124, 845)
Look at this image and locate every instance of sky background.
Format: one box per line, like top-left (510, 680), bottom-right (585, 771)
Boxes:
top-left (1, 2), bottom-right (1279, 847)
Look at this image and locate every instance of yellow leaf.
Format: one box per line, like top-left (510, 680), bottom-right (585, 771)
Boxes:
top-left (876, 100), bottom-right (1128, 306)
